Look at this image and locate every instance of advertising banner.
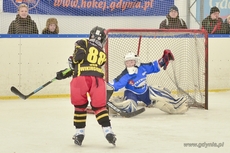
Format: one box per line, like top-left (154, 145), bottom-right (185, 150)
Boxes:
top-left (3, 0), bottom-right (174, 16)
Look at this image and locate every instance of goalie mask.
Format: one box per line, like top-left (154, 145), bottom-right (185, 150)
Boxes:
top-left (89, 26), bottom-right (107, 48)
top-left (124, 52), bottom-right (139, 75)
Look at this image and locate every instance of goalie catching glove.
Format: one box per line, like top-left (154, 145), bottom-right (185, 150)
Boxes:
top-left (158, 49), bottom-right (175, 70)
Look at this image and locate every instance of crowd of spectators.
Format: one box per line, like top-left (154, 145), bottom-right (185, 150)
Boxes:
top-left (7, 4), bottom-right (59, 34)
top-left (6, 4), bottom-right (229, 35)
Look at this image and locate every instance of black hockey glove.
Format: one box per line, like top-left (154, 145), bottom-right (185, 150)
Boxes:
top-left (68, 56), bottom-right (75, 70)
top-left (158, 49), bottom-right (174, 70)
top-left (56, 68), bottom-right (73, 80)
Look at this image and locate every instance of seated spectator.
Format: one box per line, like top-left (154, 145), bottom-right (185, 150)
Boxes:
top-left (42, 18), bottom-right (59, 34)
top-left (7, 4), bottom-right (39, 34)
top-left (201, 6), bottom-right (226, 34)
top-left (223, 15), bottom-right (230, 34)
top-left (159, 5), bottom-right (187, 29)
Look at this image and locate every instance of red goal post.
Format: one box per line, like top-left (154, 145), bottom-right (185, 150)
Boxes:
top-left (104, 29), bottom-right (208, 109)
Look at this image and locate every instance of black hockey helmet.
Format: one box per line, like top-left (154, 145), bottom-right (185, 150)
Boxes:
top-left (89, 26), bottom-right (107, 46)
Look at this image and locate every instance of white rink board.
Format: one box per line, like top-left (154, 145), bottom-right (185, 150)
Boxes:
top-left (0, 37), bottom-right (230, 98)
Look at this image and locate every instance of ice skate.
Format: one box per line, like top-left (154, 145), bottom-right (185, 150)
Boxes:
top-left (72, 128), bottom-right (85, 146)
top-left (103, 126), bottom-right (117, 146)
top-left (72, 134), bottom-right (84, 146)
top-left (106, 133), bottom-right (117, 146)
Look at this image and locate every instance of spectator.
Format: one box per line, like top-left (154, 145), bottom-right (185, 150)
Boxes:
top-left (159, 5), bottom-right (187, 29)
top-left (7, 4), bottom-right (38, 34)
top-left (201, 6), bottom-right (226, 34)
top-left (42, 18), bottom-right (59, 34)
top-left (223, 15), bottom-right (230, 34)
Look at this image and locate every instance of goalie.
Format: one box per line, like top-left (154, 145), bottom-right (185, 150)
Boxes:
top-left (108, 51), bottom-right (189, 114)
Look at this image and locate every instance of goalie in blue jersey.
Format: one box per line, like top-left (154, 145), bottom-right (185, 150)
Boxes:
top-left (108, 50), bottom-right (189, 114)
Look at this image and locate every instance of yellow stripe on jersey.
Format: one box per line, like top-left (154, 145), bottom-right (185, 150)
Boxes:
top-left (80, 66), bottom-right (103, 73)
top-left (83, 39), bottom-right (88, 48)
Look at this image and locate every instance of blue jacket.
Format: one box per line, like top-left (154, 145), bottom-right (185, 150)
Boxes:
top-left (110, 60), bottom-right (160, 94)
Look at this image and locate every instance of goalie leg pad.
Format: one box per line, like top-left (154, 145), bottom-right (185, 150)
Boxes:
top-left (155, 101), bottom-right (175, 114)
top-left (149, 86), bottom-right (189, 114)
top-left (175, 102), bottom-right (189, 114)
top-left (112, 99), bottom-right (138, 113)
top-left (155, 100), bottom-right (189, 114)
top-left (149, 85), bottom-right (176, 102)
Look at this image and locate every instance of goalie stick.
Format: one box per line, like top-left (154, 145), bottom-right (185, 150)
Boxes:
top-left (106, 84), bottom-right (145, 118)
top-left (11, 68), bottom-right (71, 100)
top-left (86, 101), bottom-right (145, 118)
top-left (107, 101), bottom-right (145, 118)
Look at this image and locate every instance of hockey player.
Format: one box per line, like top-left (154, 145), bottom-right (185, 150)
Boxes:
top-left (108, 51), bottom-right (189, 114)
top-left (56, 26), bottom-right (116, 146)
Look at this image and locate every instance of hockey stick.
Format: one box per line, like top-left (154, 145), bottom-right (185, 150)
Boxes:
top-left (11, 68), bottom-right (71, 100)
top-left (107, 101), bottom-right (145, 118)
top-left (106, 84), bottom-right (145, 118)
top-left (86, 101), bottom-right (145, 117)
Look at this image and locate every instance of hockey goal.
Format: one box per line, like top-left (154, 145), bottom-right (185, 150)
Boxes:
top-left (105, 29), bottom-right (208, 109)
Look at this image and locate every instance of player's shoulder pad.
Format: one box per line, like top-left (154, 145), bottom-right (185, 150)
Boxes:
top-left (114, 69), bottom-right (129, 82)
top-left (75, 39), bottom-right (88, 48)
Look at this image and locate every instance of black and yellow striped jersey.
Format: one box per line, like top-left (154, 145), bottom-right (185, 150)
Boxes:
top-left (73, 39), bottom-right (106, 78)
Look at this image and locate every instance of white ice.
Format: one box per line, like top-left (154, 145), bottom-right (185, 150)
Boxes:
top-left (0, 92), bottom-right (230, 153)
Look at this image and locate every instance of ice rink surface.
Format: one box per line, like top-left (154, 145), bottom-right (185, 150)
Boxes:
top-left (0, 91), bottom-right (230, 153)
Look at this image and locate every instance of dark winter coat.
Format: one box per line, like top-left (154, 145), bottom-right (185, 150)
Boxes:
top-left (223, 19), bottom-right (230, 34)
top-left (7, 14), bottom-right (38, 34)
top-left (42, 29), bottom-right (58, 34)
top-left (201, 16), bottom-right (226, 34)
top-left (159, 15), bottom-right (187, 29)
top-left (42, 18), bottom-right (59, 34)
